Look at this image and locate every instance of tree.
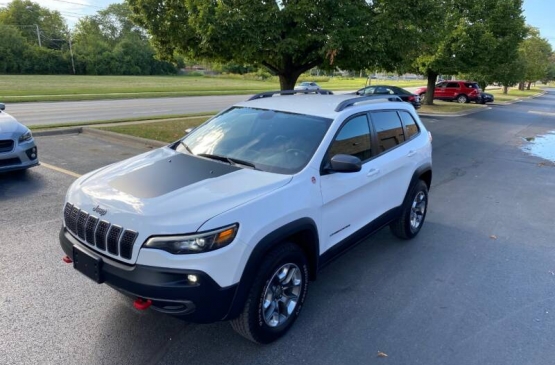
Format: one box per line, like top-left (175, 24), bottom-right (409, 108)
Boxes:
top-left (0, 25), bottom-right (30, 73)
top-left (127, 0), bottom-right (377, 89)
top-left (519, 28), bottom-right (552, 89)
top-left (0, 0), bottom-right (67, 49)
top-left (389, 0), bottom-right (526, 104)
top-left (72, 3), bottom-right (176, 75)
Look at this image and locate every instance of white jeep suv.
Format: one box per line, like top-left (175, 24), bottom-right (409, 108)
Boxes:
top-left (59, 90), bottom-right (432, 343)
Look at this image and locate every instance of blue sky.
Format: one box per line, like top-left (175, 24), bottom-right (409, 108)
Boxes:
top-left (4, 0), bottom-right (555, 48)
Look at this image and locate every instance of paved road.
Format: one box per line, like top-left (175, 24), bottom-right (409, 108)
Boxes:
top-left (1, 91), bottom-right (554, 364)
top-left (5, 95), bottom-right (250, 126)
top-left (5, 88), bottom-right (422, 126)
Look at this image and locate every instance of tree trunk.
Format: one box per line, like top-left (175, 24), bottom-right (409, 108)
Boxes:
top-left (424, 71), bottom-right (438, 105)
top-left (526, 81), bottom-right (531, 90)
top-left (503, 85), bottom-right (508, 94)
top-left (278, 71), bottom-right (303, 90)
top-left (518, 82), bottom-right (524, 90)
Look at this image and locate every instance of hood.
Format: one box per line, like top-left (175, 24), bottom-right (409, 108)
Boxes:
top-left (415, 87), bottom-right (427, 93)
top-left (0, 111), bottom-right (27, 135)
top-left (66, 147), bottom-right (293, 235)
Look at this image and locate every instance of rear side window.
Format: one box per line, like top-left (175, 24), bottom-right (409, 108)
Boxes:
top-left (329, 115), bottom-right (372, 161)
top-left (464, 83), bottom-right (479, 89)
top-left (398, 111), bottom-right (420, 139)
top-left (371, 111), bottom-right (405, 153)
top-left (446, 82), bottom-right (459, 88)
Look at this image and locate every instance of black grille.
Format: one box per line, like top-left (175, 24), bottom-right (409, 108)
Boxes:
top-left (107, 226), bottom-right (122, 255)
top-left (85, 216), bottom-right (98, 245)
top-left (0, 139), bottom-right (14, 153)
top-left (0, 157), bottom-right (21, 167)
top-left (95, 221), bottom-right (110, 251)
top-left (76, 211), bottom-right (89, 239)
top-left (63, 203), bottom-right (138, 261)
top-left (120, 230), bottom-right (138, 259)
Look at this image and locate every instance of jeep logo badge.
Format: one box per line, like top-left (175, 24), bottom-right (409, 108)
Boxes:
top-left (93, 205), bottom-right (108, 216)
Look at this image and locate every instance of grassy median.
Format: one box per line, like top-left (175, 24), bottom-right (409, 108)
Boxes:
top-left (0, 75), bottom-right (424, 102)
top-left (98, 117), bottom-right (210, 143)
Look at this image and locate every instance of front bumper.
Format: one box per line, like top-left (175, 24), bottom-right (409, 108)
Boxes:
top-left (0, 139), bottom-right (39, 172)
top-left (60, 227), bottom-right (238, 323)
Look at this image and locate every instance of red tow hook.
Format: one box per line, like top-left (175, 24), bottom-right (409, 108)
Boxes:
top-left (133, 298), bottom-right (152, 311)
top-left (62, 255), bottom-right (73, 263)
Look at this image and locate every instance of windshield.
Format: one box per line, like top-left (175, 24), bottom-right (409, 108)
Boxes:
top-left (176, 107), bottom-right (332, 174)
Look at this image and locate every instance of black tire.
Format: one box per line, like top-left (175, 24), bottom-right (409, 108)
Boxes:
top-left (456, 94), bottom-right (469, 103)
top-left (230, 242), bottom-right (309, 344)
top-left (390, 180), bottom-right (429, 240)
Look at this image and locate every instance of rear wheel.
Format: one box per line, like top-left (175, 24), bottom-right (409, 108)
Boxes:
top-left (456, 94), bottom-right (469, 103)
top-left (230, 242), bottom-right (309, 344)
top-left (390, 180), bottom-right (428, 239)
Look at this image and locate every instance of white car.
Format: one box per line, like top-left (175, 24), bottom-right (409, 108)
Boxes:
top-left (0, 103), bottom-right (38, 173)
top-left (294, 81), bottom-right (320, 91)
top-left (59, 91), bottom-right (432, 344)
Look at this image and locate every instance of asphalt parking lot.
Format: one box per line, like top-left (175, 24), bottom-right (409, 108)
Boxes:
top-left (1, 92), bottom-right (555, 365)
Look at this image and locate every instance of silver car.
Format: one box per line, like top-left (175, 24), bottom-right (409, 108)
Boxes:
top-left (294, 81), bottom-right (320, 91)
top-left (0, 103), bottom-right (39, 173)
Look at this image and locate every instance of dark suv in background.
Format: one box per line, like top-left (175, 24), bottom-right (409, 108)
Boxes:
top-left (415, 81), bottom-right (481, 104)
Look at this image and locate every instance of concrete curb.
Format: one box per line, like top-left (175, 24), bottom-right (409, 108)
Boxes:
top-left (82, 127), bottom-right (168, 149)
top-left (33, 125), bottom-right (168, 149)
top-left (33, 127), bottom-right (83, 136)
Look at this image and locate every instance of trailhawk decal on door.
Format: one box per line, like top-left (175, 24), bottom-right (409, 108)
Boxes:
top-left (109, 153), bottom-right (241, 199)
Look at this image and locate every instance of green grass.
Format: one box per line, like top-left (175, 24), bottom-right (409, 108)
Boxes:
top-left (486, 88), bottom-right (543, 102)
top-left (98, 117), bottom-right (210, 142)
top-left (0, 75), bottom-right (424, 102)
top-left (418, 101), bottom-right (485, 114)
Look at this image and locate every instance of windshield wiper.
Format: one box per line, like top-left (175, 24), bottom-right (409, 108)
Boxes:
top-left (198, 153), bottom-right (258, 170)
top-left (180, 141), bottom-right (193, 154)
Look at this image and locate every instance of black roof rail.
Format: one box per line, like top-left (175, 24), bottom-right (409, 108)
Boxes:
top-left (247, 89), bottom-right (334, 101)
top-left (334, 95), bottom-right (403, 112)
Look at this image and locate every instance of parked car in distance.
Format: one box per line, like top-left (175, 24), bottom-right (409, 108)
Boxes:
top-left (59, 90), bottom-right (432, 344)
top-left (294, 81), bottom-right (320, 91)
top-left (415, 81), bottom-right (481, 104)
top-left (0, 103), bottom-right (39, 173)
top-left (355, 85), bottom-right (421, 109)
top-left (479, 92), bottom-right (494, 104)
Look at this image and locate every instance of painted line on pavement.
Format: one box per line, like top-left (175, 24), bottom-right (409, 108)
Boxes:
top-left (40, 162), bottom-right (82, 178)
top-left (528, 110), bottom-right (555, 117)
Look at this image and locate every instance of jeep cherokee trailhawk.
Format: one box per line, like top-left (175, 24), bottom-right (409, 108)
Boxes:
top-left (59, 90), bottom-right (432, 343)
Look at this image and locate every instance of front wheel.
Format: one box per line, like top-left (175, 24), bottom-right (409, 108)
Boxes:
top-left (390, 180), bottom-right (429, 239)
top-left (419, 93), bottom-right (426, 103)
top-left (230, 242), bottom-right (309, 344)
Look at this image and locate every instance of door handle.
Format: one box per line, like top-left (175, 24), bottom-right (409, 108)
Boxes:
top-left (407, 150), bottom-right (416, 157)
top-left (367, 168), bottom-right (380, 177)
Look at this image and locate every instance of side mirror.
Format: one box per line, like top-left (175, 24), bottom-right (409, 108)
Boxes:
top-left (329, 154), bottom-right (361, 173)
top-left (0, 103), bottom-right (5, 111)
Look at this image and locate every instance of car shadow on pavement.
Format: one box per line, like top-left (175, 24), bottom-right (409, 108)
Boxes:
top-left (0, 168), bottom-right (46, 201)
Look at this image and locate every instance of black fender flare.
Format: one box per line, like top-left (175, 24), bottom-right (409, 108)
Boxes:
top-left (225, 217), bottom-right (319, 320)
top-left (406, 164), bottom-right (432, 199)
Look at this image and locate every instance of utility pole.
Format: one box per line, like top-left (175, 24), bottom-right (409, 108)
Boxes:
top-left (68, 36), bottom-right (75, 74)
top-left (34, 24), bottom-right (41, 47)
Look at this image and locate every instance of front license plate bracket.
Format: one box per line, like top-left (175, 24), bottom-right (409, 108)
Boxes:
top-left (73, 246), bottom-right (104, 283)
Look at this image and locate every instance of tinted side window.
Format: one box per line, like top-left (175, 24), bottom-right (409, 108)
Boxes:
top-left (371, 111), bottom-right (405, 153)
top-left (446, 82), bottom-right (459, 88)
top-left (398, 111), bottom-right (420, 139)
top-left (329, 115), bottom-right (372, 161)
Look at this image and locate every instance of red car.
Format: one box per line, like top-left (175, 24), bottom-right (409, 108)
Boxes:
top-left (415, 81), bottom-right (481, 104)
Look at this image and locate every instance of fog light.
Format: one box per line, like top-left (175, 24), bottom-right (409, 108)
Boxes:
top-left (187, 274), bottom-right (198, 283)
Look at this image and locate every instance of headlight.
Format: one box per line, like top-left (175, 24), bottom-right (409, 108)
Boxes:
top-left (143, 224), bottom-right (239, 254)
top-left (18, 130), bottom-right (32, 143)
